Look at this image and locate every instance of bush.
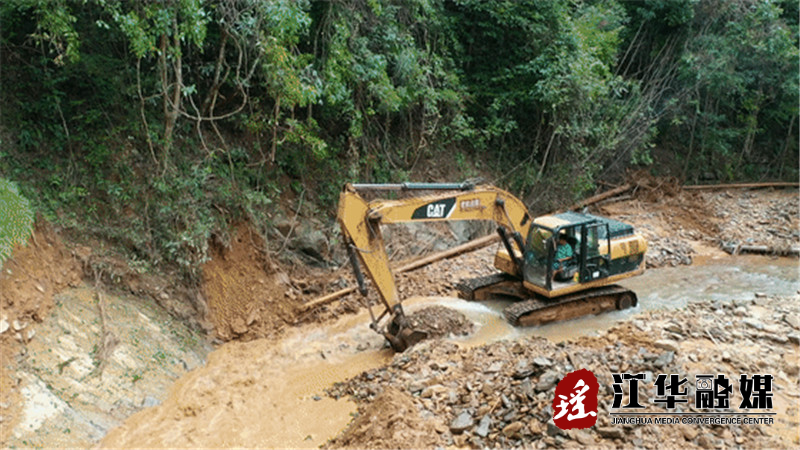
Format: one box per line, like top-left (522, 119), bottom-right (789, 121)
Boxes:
top-left (0, 177), bottom-right (35, 267)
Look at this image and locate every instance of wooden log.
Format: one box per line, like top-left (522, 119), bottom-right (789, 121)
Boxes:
top-left (394, 234), bottom-right (500, 273)
top-left (721, 243), bottom-right (800, 257)
top-left (564, 184), bottom-right (632, 212)
top-left (683, 182), bottom-right (798, 190)
top-left (300, 234), bottom-right (501, 312)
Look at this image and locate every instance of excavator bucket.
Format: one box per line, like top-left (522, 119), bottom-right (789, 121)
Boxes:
top-left (384, 309), bottom-right (428, 352)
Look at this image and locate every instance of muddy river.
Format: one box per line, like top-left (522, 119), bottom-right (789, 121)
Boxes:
top-left (439, 254), bottom-right (800, 345)
top-left (98, 254), bottom-right (798, 448)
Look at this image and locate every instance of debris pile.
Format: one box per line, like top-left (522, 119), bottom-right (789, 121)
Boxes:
top-left (709, 191), bottom-right (800, 255)
top-left (406, 306), bottom-right (475, 339)
top-left (328, 295), bottom-right (798, 449)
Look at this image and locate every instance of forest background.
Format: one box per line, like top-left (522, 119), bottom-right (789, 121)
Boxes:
top-left (1, 0), bottom-right (797, 282)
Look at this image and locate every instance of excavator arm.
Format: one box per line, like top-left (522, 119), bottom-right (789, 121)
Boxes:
top-left (337, 182), bottom-right (533, 351)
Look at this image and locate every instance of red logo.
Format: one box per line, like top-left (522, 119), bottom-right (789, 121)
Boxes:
top-left (552, 368), bottom-right (599, 430)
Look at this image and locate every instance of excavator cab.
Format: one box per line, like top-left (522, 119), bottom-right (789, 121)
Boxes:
top-left (519, 212), bottom-right (639, 294)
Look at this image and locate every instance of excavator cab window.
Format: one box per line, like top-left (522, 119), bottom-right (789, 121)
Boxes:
top-left (579, 223), bottom-right (611, 282)
top-left (523, 225), bottom-right (552, 288)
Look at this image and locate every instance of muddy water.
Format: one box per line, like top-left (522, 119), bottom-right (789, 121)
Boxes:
top-left (99, 255), bottom-right (797, 448)
top-left (101, 306), bottom-right (394, 448)
top-left (406, 255), bottom-right (800, 346)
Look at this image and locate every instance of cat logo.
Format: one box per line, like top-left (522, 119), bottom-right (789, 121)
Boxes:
top-left (427, 203), bottom-right (447, 217)
top-left (411, 198), bottom-right (456, 219)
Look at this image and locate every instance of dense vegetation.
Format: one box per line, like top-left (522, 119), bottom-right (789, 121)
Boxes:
top-left (1, 0), bottom-right (797, 278)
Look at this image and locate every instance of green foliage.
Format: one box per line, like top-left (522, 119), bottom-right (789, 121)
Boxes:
top-left (1, 0), bottom-right (796, 281)
top-left (0, 178), bottom-right (35, 268)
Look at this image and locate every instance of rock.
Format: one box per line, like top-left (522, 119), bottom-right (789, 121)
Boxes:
top-left (513, 359), bottom-right (535, 379)
top-left (520, 378), bottom-right (534, 399)
top-left (293, 228), bottom-right (327, 261)
top-left (654, 351), bottom-right (674, 368)
top-left (596, 427), bottom-right (624, 440)
top-left (528, 418), bottom-right (542, 434)
top-left (0, 318), bottom-right (8, 334)
top-left (754, 292), bottom-right (767, 298)
top-left (485, 361), bottom-right (503, 374)
top-left (788, 333), bottom-right (800, 345)
top-left (783, 314), bottom-right (800, 330)
top-left (476, 415), bottom-right (491, 437)
top-left (697, 433), bottom-right (717, 449)
top-left (570, 429), bottom-right (595, 445)
top-left (742, 318), bottom-right (765, 331)
top-left (546, 419), bottom-right (564, 437)
top-left (535, 370), bottom-right (560, 392)
top-left (681, 425), bottom-right (699, 441)
top-left (141, 396), bottom-right (160, 407)
top-left (664, 322), bottom-right (682, 334)
top-left (502, 421), bottom-right (524, 437)
top-left (12, 320), bottom-right (26, 331)
top-left (231, 317), bottom-right (248, 335)
top-left (26, 329), bottom-right (35, 341)
top-left (533, 357), bottom-right (553, 367)
top-left (450, 411), bottom-right (474, 434)
top-left (421, 385), bottom-right (446, 398)
top-left (654, 339), bottom-right (680, 353)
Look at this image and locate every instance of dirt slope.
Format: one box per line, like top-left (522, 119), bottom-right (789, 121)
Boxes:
top-left (0, 222), bottom-right (81, 445)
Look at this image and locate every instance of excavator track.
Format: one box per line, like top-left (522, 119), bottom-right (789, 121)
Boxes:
top-left (457, 275), bottom-right (637, 327)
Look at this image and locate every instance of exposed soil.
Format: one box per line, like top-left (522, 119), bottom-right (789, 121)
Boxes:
top-left (597, 183), bottom-right (798, 267)
top-left (201, 223), bottom-right (301, 341)
top-left (0, 221), bottom-right (81, 445)
top-left (328, 387), bottom-right (444, 449)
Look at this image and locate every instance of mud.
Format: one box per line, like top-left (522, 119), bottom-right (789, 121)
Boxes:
top-left (598, 186), bottom-right (798, 267)
top-left (328, 387), bottom-right (443, 449)
top-left (202, 223), bottom-right (302, 341)
top-left (100, 305), bottom-right (395, 448)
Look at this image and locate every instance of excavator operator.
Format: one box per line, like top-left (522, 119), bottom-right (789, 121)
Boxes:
top-left (552, 233), bottom-right (574, 281)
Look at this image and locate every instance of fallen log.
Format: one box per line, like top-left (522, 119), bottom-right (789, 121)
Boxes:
top-left (300, 234), bottom-right (500, 312)
top-left (564, 183), bottom-right (632, 212)
top-left (721, 243), bottom-right (800, 257)
top-left (684, 182), bottom-right (798, 190)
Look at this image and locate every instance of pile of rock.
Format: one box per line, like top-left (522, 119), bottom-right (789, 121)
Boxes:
top-left (328, 294), bottom-right (798, 449)
top-left (709, 191), bottom-right (800, 253)
top-left (636, 224), bottom-right (696, 268)
top-left (406, 306), bottom-right (475, 339)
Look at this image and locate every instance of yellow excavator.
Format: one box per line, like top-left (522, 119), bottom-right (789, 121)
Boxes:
top-left (337, 182), bottom-right (647, 351)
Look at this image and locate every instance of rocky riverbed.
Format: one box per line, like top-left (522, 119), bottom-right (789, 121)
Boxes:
top-left (327, 294), bottom-right (800, 449)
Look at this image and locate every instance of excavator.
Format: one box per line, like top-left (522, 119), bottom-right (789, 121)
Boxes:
top-left (337, 182), bottom-right (647, 351)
